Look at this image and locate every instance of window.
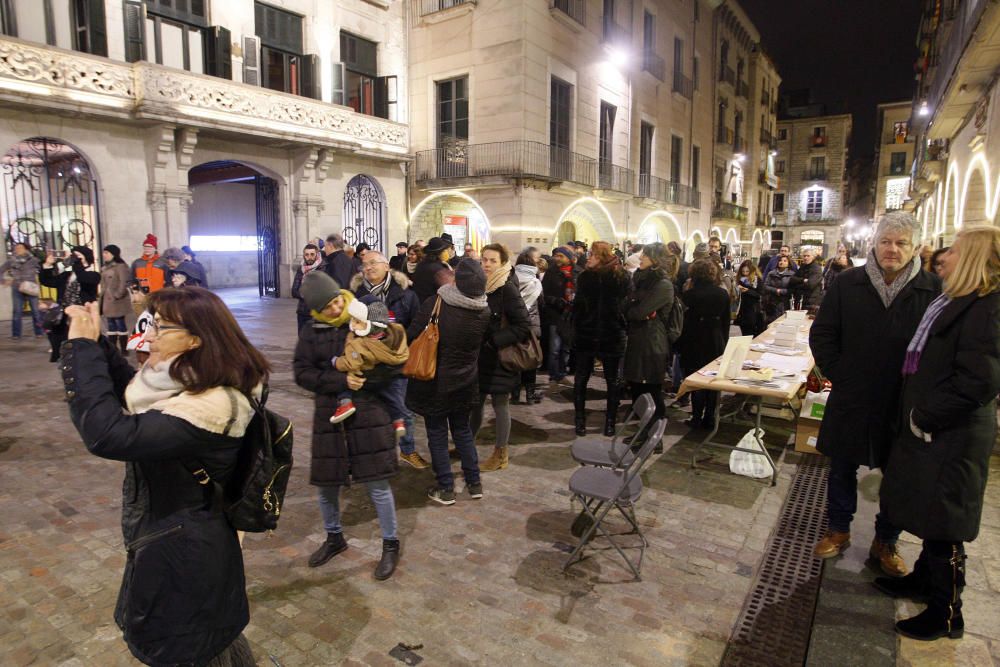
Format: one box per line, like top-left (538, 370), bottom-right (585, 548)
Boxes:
top-left (670, 135), bottom-right (683, 184)
top-left (145, 0), bottom-right (206, 26)
top-left (638, 122), bottom-right (653, 196)
top-left (73, 0), bottom-right (108, 56)
top-left (437, 76), bottom-right (469, 148)
top-left (139, 0), bottom-right (210, 74)
top-left (692, 55), bottom-right (699, 90)
top-left (885, 177), bottom-right (909, 211)
top-left (254, 3), bottom-right (318, 98)
top-left (776, 160), bottom-right (785, 174)
top-left (673, 37), bottom-right (683, 75)
top-left (0, 0), bottom-right (14, 37)
top-left (341, 32), bottom-right (377, 115)
top-left (806, 189), bottom-right (823, 216)
top-left (643, 10), bottom-right (654, 54)
top-left (778, 128), bottom-right (788, 140)
top-left (550, 77), bottom-right (572, 150)
top-left (809, 156), bottom-right (826, 179)
top-left (889, 151), bottom-right (907, 175)
top-left (691, 145), bottom-right (700, 190)
top-left (812, 126), bottom-right (827, 147)
top-left (774, 193), bottom-right (785, 213)
top-left (599, 101), bottom-right (616, 185)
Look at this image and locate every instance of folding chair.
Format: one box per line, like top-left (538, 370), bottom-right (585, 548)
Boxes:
top-left (563, 418), bottom-right (667, 581)
top-left (570, 393), bottom-right (656, 469)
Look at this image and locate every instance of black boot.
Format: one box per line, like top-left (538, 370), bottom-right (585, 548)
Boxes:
top-left (603, 413), bottom-right (616, 437)
top-left (895, 544), bottom-right (965, 641)
top-left (117, 335), bottom-right (128, 356)
top-left (511, 386), bottom-right (522, 405)
top-left (532, 384), bottom-right (543, 403)
top-left (308, 531), bottom-right (348, 568)
top-left (874, 549), bottom-right (930, 602)
top-left (525, 384), bottom-right (538, 404)
top-left (574, 411), bottom-right (586, 436)
top-left (373, 538), bottom-right (400, 580)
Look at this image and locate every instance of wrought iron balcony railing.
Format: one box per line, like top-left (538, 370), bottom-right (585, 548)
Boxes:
top-left (598, 162), bottom-right (634, 194)
top-left (642, 51), bottom-right (665, 81)
top-left (805, 170), bottom-right (829, 181)
top-left (637, 174), bottom-right (699, 208)
top-left (736, 80), bottom-right (749, 98)
top-left (760, 128), bottom-right (774, 146)
top-left (719, 66), bottom-right (735, 86)
top-left (553, 0), bottom-right (585, 25)
top-left (672, 70), bottom-right (694, 99)
top-left (419, 0), bottom-right (475, 16)
top-left (712, 200), bottom-right (748, 222)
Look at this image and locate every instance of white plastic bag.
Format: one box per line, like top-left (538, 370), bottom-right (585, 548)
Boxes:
top-left (728, 428), bottom-right (771, 478)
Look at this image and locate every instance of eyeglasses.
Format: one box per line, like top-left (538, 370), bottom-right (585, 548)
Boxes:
top-left (149, 321), bottom-right (186, 335)
top-left (363, 260), bottom-right (387, 268)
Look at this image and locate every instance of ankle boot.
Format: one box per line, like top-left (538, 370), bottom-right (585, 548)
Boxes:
top-left (479, 446), bottom-right (508, 471)
top-left (895, 544), bottom-right (965, 641)
top-left (117, 335), bottom-right (128, 356)
top-left (525, 384), bottom-right (537, 404)
top-left (875, 549), bottom-right (929, 601)
top-left (574, 411), bottom-right (586, 436)
top-left (532, 384), bottom-right (543, 403)
top-left (511, 386), bottom-right (522, 405)
top-left (373, 538), bottom-right (400, 580)
top-left (603, 413), bottom-right (616, 437)
top-left (308, 531), bottom-right (348, 568)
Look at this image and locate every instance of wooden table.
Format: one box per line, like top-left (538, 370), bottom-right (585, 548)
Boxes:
top-left (676, 316), bottom-right (815, 486)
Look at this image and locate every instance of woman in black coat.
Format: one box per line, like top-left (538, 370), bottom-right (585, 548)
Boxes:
top-left (623, 242), bottom-right (675, 435)
top-left (411, 237), bottom-right (453, 303)
top-left (40, 246), bottom-right (100, 362)
top-left (734, 259), bottom-right (765, 336)
top-left (675, 259), bottom-right (731, 430)
top-left (572, 241), bottom-right (630, 436)
top-left (762, 256), bottom-right (794, 325)
top-left (877, 226), bottom-right (1000, 641)
top-left (406, 259), bottom-right (491, 504)
top-left (472, 243), bottom-right (531, 471)
top-left (60, 288), bottom-right (269, 666)
top-left (292, 271), bottom-right (401, 580)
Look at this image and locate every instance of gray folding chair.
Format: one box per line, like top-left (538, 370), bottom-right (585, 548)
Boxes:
top-left (570, 393), bottom-right (656, 469)
top-left (563, 418), bottom-right (667, 581)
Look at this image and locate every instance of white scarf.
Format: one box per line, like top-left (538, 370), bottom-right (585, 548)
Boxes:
top-left (125, 358), bottom-right (257, 437)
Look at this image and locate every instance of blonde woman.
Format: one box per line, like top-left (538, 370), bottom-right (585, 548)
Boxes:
top-left (878, 226), bottom-right (1000, 641)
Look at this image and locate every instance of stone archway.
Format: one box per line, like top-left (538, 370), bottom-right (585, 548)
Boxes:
top-left (962, 166), bottom-right (988, 227)
top-left (409, 191), bottom-right (491, 250)
top-left (635, 211), bottom-right (683, 245)
top-left (942, 168), bottom-right (959, 242)
top-left (556, 197), bottom-right (616, 245)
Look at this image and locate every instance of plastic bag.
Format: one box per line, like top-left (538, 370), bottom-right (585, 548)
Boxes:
top-left (728, 428), bottom-right (770, 479)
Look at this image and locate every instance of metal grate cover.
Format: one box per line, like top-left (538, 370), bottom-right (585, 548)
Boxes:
top-left (721, 455), bottom-right (830, 667)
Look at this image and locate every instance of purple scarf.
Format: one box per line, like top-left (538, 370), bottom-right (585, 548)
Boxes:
top-left (902, 294), bottom-right (951, 375)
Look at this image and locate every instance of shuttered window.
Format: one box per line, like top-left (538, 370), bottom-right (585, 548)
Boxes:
top-left (254, 2), bottom-right (302, 54)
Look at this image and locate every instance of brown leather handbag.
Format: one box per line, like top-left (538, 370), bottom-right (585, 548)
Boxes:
top-left (403, 296), bottom-right (442, 381)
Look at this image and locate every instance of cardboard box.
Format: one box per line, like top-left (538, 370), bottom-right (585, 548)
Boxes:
top-left (795, 417), bottom-right (822, 454)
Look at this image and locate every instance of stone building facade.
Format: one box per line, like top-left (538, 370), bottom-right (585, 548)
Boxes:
top-left (873, 101), bottom-right (915, 220)
top-left (0, 0), bottom-right (410, 313)
top-left (773, 113), bottom-right (851, 255)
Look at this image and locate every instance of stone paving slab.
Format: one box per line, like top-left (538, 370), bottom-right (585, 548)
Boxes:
top-left (0, 288), bottom-right (996, 667)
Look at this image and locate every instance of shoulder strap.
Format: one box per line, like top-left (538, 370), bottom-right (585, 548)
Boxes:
top-left (430, 295), bottom-right (442, 323)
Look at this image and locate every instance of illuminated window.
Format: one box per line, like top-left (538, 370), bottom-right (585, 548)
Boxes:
top-left (885, 177), bottom-right (909, 211)
top-left (806, 190), bottom-right (823, 217)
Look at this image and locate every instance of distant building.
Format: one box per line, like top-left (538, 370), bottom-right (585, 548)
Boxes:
top-left (773, 113), bottom-right (852, 256)
top-left (873, 101), bottom-right (916, 219)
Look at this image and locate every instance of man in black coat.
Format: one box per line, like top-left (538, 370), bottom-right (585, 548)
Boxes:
top-left (388, 242), bottom-right (408, 272)
top-left (320, 233), bottom-right (355, 289)
top-left (808, 211), bottom-right (941, 577)
top-left (540, 246), bottom-right (581, 382)
top-left (787, 247), bottom-right (823, 308)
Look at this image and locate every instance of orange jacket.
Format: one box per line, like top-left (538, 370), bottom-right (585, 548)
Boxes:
top-left (131, 254), bottom-right (166, 292)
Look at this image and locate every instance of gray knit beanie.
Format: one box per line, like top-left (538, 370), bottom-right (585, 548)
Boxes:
top-left (366, 301), bottom-right (390, 328)
top-left (300, 271), bottom-right (341, 311)
top-left (455, 258), bottom-right (486, 297)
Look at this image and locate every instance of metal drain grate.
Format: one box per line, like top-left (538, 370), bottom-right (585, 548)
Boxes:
top-left (721, 455), bottom-right (830, 667)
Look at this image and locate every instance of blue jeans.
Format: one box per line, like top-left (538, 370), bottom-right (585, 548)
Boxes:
top-left (827, 456), bottom-right (900, 543)
top-left (317, 480), bottom-right (397, 539)
top-left (424, 410), bottom-right (479, 490)
top-left (337, 376), bottom-right (415, 454)
top-left (546, 323), bottom-right (568, 380)
top-left (11, 288), bottom-right (43, 337)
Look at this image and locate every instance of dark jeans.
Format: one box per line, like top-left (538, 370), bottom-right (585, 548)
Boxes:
top-left (106, 316), bottom-right (127, 335)
top-left (424, 410), bottom-right (479, 490)
top-left (10, 288), bottom-right (43, 337)
top-left (520, 368), bottom-right (537, 386)
top-left (826, 455), bottom-right (901, 543)
top-left (546, 324), bottom-right (568, 380)
top-left (574, 353), bottom-right (620, 417)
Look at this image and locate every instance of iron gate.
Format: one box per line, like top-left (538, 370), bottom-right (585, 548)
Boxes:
top-left (343, 174), bottom-right (385, 253)
top-left (255, 175), bottom-right (280, 298)
top-left (1, 138), bottom-right (101, 255)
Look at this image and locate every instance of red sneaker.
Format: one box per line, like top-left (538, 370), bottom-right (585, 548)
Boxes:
top-left (393, 419), bottom-right (406, 436)
top-left (329, 401), bottom-right (356, 424)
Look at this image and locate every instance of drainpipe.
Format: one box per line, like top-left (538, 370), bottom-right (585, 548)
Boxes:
top-left (686, 0), bottom-right (699, 251)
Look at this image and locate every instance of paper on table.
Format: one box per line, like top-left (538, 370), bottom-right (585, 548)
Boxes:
top-left (758, 352), bottom-right (811, 374)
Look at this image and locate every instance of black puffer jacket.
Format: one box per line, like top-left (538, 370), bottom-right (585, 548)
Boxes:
top-left (882, 292), bottom-right (1000, 542)
top-left (293, 321), bottom-right (398, 487)
top-left (787, 260), bottom-right (823, 307)
top-left (479, 272), bottom-right (532, 394)
top-left (573, 267), bottom-right (630, 358)
top-left (406, 289), bottom-right (491, 416)
top-left (62, 338), bottom-right (248, 667)
top-left (349, 271), bottom-right (421, 331)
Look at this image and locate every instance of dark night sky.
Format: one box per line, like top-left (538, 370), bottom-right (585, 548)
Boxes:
top-left (739, 0), bottom-right (923, 162)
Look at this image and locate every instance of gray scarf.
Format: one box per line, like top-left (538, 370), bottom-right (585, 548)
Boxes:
top-left (864, 250), bottom-right (921, 308)
top-left (364, 272), bottom-right (393, 302)
top-left (438, 283), bottom-right (487, 311)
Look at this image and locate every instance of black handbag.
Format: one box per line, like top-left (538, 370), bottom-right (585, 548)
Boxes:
top-left (42, 304), bottom-right (64, 332)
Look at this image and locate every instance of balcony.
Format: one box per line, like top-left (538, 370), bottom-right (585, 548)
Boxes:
top-left (924, 0), bottom-right (990, 138)
top-left (811, 135), bottom-right (827, 148)
top-left (672, 70), bottom-right (694, 99)
top-left (719, 66), bottom-right (736, 86)
top-left (718, 126), bottom-right (733, 144)
top-left (636, 174), bottom-right (700, 208)
top-left (733, 137), bottom-right (746, 154)
top-left (758, 170), bottom-right (779, 189)
top-left (598, 162), bottom-right (634, 194)
top-left (0, 36), bottom-right (407, 155)
top-left (712, 200), bottom-right (748, 222)
top-left (805, 171), bottom-right (829, 181)
top-left (736, 80), bottom-right (749, 98)
top-left (759, 127), bottom-right (774, 147)
top-left (414, 140), bottom-right (603, 188)
top-left (552, 0), bottom-right (585, 25)
top-left (642, 51), bottom-right (665, 82)
top-left (419, 0), bottom-right (475, 16)
top-left (761, 91), bottom-right (771, 108)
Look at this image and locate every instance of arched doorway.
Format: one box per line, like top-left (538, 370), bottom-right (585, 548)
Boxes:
top-left (1, 137), bottom-right (101, 256)
top-left (556, 220), bottom-right (577, 246)
top-left (635, 211), bottom-right (683, 245)
top-left (188, 161), bottom-right (281, 297)
top-left (556, 198), bottom-right (616, 245)
top-left (343, 175), bottom-right (387, 254)
top-left (962, 167), bottom-right (988, 227)
top-left (686, 229), bottom-right (706, 260)
top-left (409, 191), bottom-right (490, 250)
top-left (942, 169), bottom-right (959, 242)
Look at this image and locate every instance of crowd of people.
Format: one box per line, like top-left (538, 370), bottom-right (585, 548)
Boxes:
top-left (3, 210), bottom-right (995, 664)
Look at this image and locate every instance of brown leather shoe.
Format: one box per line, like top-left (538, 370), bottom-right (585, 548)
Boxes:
top-left (869, 538), bottom-right (908, 578)
top-left (813, 531), bottom-right (851, 559)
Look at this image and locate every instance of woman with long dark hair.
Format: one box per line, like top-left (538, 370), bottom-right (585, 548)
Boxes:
top-left (61, 288), bottom-right (270, 666)
top-left (572, 241), bottom-right (630, 436)
top-left (623, 242), bottom-right (676, 435)
top-left (735, 259), bottom-right (765, 336)
top-left (40, 246), bottom-right (100, 362)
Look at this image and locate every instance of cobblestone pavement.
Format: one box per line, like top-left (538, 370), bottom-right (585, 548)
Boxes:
top-left (0, 288), bottom-right (997, 667)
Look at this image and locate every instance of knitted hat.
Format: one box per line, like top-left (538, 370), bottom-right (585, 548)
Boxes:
top-left (162, 246), bottom-right (185, 262)
top-left (103, 244), bottom-right (122, 261)
top-left (300, 271), bottom-right (341, 311)
top-left (347, 298), bottom-right (368, 323)
top-left (143, 233), bottom-right (158, 248)
top-left (70, 245), bottom-right (94, 266)
top-left (693, 242), bottom-right (709, 260)
top-left (365, 301), bottom-right (390, 329)
top-left (455, 258), bottom-right (486, 297)
top-left (552, 246), bottom-right (575, 262)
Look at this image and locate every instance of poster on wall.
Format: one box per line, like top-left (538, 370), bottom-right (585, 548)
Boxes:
top-left (443, 215), bottom-right (468, 251)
